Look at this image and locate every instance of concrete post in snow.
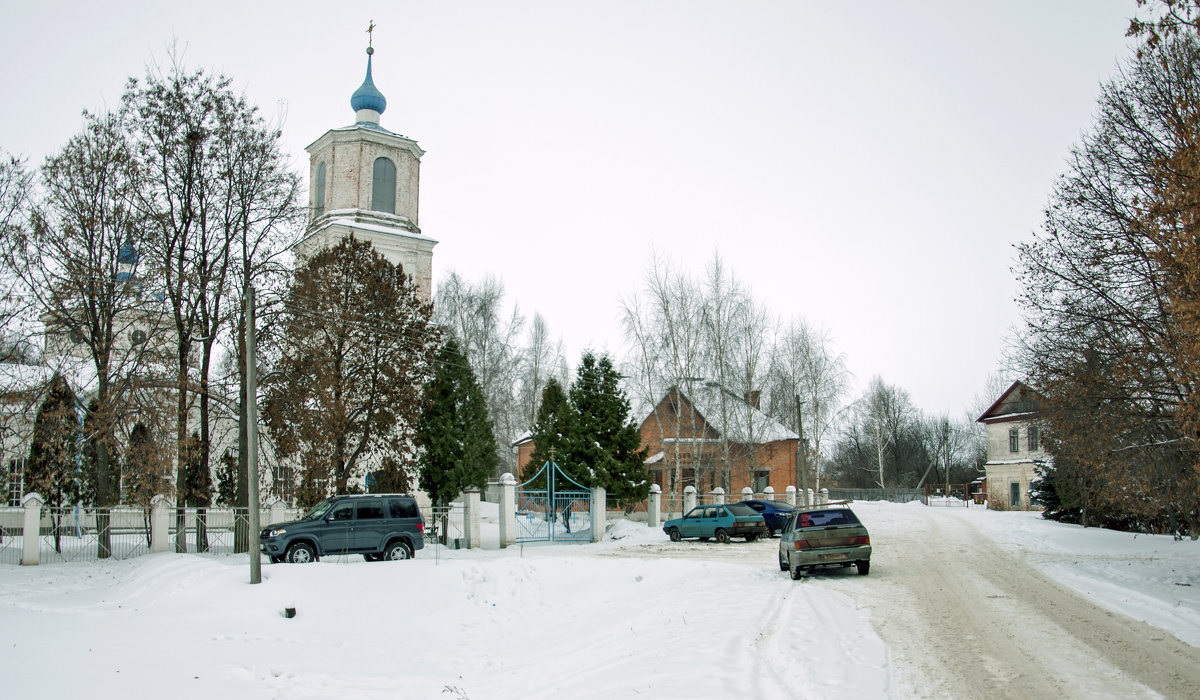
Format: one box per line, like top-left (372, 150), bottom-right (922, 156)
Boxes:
top-left (741, 487), bottom-right (753, 501)
top-left (499, 473), bottom-right (516, 548)
top-left (683, 485), bottom-right (696, 515)
top-left (820, 488), bottom-right (829, 504)
top-left (464, 488), bottom-right (481, 549)
top-left (591, 486), bottom-right (606, 543)
top-left (764, 486), bottom-right (775, 501)
top-left (648, 484), bottom-right (661, 528)
top-left (712, 487), bottom-right (726, 505)
top-left (150, 495), bottom-right (171, 553)
top-left (785, 485), bottom-right (796, 506)
top-left (20, 492), bottom-right (43, 566)
top-left (806, 488), bottom-right (815, 506)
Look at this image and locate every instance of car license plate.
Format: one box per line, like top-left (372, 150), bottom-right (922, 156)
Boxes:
top-left (817, 552), bottom-right (844, 561)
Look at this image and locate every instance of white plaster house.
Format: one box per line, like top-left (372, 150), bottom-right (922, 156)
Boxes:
top-left (977, 380), bottom-right (1046, 510)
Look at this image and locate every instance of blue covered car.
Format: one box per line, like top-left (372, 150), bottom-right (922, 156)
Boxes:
top-left (741, 499), bottom-right (795, 537)
top-left (663, 503), bottom-right (768, 543)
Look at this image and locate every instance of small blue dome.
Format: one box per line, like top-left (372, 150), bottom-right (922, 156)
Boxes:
top-left (350, 49), bottom-right (387, 116)
top-left (118, 238), bottom-right (138, 265)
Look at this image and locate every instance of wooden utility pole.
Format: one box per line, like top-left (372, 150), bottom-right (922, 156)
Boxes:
top-left (796, 396), bottom-right (807, 493)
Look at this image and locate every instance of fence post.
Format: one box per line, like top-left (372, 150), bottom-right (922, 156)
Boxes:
top-left (499, 473), bottom-right (516, 548)
top-left (591, 486), bottom-right (606, 543)
top-left (741, 487), bottom-right (753, 501)
top-left (820, 488), bottom-right (829, 504)
top-left (268, 498), bottom-right (286, 526)
top-left (648, 484), bottom-right (661, 528)
top-left (806, 488), bottom-right (814, 506)
top-left (764, 486), bottom-right (775, 502)
top-left (464, 488), bottom-right (481, 549)
top-left (683, 485), bottom-right (696, 515)
top-left (785, 485), bottom-right (796, 506)
top-left (150, 495), bottom-right (171, 553)
top-left (20, 492), bottom-right (43, 566)
top-left (712, 487), bottom-right (726, 505)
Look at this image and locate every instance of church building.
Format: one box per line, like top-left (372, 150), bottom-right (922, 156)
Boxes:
top-left (296, 42), bottom-right (437, 299)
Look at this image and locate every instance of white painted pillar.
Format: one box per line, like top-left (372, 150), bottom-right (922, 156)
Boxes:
top-left (785, 485), bottom-right (796, 506)
top-left (741, 487), bottom-right (753, 501)
top-left (20, 492), bottom-right (43, 566)
top-left (806, 488), bottom-right (814, 506)
top-left (150, 495), bottom-right (171, 553)
top-left (648, 484), bottom-right (661, 528)
top-left (591, 486), bottom-right (606, 543)
top-left (464, 488), bottom-right (481, 549)
top-left (499, 473), bottom-right (516, 548)
top-left (268, 498), bottom-right (287, 526)
top-left (820, 488), bottom-right (829, 504)
top-left (764, 486), bottom-right (775, 502)
top-left (712, 487), bottom-right (726, 505)
top-left (683, 485), bottom-right (697, 515)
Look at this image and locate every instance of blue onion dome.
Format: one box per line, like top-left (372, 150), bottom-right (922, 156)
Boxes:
top-left (117, 238), bottom-right (138, 265)
top-left (350, 46), bottom-right (387, 116)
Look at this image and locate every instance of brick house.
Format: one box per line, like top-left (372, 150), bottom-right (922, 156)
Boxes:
top-left (976, 380), bottom-right (1046, 510)
top-left (640, 382), bottom-right (798, 506)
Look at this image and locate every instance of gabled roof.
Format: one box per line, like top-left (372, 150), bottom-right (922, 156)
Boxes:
top-left (649, 381), bottom-right (799, 444)
top-left (977, 380), bottom-right (1042, 424)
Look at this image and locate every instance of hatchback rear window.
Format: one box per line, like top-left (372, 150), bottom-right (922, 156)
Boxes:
top-left (727, 503), bottom-right (757, 516)
top-left (797, 509), bottom-right (860, 527)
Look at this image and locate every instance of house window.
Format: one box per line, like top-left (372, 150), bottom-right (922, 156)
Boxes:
top-left (6, 459), bottom-right (23, 507)
top-left (753, 470), bottom-right (769, 494)
top-left (1009, 428), bottom-right (1019, 453)
top-left (1027, 425), bottom-right (1039, 452)
top-left (314, 161), bottom-right (326, 218)
top-left (371, 157), bottom-right (396, 214)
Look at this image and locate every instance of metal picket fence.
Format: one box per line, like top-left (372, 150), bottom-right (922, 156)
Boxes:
top-left (38, 507), bottom-right (152, 563)
top-left (0, 508), bottom-right (20, 565)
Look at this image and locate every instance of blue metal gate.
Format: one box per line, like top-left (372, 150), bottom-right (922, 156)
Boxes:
top-left (515, 461), bottom-right (592, 543)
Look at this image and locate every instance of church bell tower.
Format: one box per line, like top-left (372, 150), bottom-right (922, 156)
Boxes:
top-left (297, 35), bottom-right (436, 301)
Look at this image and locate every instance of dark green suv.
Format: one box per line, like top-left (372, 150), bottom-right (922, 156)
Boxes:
top-left (259, 494), bottom-right (425, 563)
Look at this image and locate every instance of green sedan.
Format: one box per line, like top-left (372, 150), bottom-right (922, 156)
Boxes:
top-left (663, 503), bottom-right (768, 543)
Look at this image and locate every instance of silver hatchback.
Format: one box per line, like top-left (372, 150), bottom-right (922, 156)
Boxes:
top-left (777, 505), bottom-right (871, 579)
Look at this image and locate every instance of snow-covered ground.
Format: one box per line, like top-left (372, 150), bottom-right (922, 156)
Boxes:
top-left (1, 501), bottom-right (1197, 699)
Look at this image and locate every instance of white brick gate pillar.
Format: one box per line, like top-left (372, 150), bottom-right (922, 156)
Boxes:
top-left (150, 495), bottom-right (171, 553)
top-left (464, 488), bottom-right (481, 549)
top-left (712, 487), bottom-right (726, 505)
top-left (741, 487), bottom-right (753, 501)
top-left (648, 484), bottom-right (661, 528)
top-left (806, 488), bottom-right (814, 506)
top-left (499, 473), bottom-right (516, 548)
top-left (683, 485), bottom-right (696, 515)
top-left (820, 488), bottom-right (829, 504)
top-left (764, 486), bottom-right (775, 501)
top-left (268, 498), bottom-right (287, 526)
top-left (20, 492), bottom-right (43, 566)
top-left (591, 486), bottom-right (606, 543)
top-left (785, 485), bottom-right (796, 506)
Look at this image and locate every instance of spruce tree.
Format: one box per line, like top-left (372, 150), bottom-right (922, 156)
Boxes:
top-left (565, 352), bottom-right (648, 508)
top-left (26, 374), bottom-right (80, 553)
top-left (525, 377), bottom-right (572, 484)
top-left (418, 339), bottom-right (499, 510)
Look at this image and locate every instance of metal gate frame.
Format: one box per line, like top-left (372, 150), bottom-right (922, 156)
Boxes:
top-left (515, 461), bottom-right (592, 543)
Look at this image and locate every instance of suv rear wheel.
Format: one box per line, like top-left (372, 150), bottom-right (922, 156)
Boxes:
top-left (286, 542), bottom-right (317, 564)
top-left (384, 540), bottom-right (413, 561)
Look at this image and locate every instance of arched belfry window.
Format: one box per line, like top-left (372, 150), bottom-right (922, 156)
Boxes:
top-left (372, 157), bottom-right (396, 214)
top-left (314, 161), bottom-right (326, 218)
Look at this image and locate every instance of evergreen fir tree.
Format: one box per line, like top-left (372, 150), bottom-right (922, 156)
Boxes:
top-left (25, 374), bottom-right (81, 553)
top-left (524, 377), bottom-right (572, 484)
top-left (418, 339), bottom-right (500, 509)
top-left (564, 352), bottom-right (648, 508)
top-left (214, 448), bottom-right (238, 507)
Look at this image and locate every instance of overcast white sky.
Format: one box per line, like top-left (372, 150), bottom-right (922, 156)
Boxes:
top-left (0, 1), bottom-right (1139, 417)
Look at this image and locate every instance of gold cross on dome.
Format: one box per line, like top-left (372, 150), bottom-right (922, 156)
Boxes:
top-left (367, 20), bottom-right (376, 47)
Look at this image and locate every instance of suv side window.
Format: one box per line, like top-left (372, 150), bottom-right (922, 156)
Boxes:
top-left (330, 503), bottom-right (354, 521)
top-left (357, 502), bottom-right (385, 520)
top-left (389, 499), bottom-right (417, 519)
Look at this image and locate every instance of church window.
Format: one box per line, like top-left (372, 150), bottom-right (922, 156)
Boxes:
top-left (371, 156), bottom-right (396, 214)
top-left (314, 161), bottom-right (326, 218)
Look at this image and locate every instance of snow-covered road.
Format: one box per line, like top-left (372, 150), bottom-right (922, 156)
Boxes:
top-left (2, 501), bottom-right (1198, 699)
